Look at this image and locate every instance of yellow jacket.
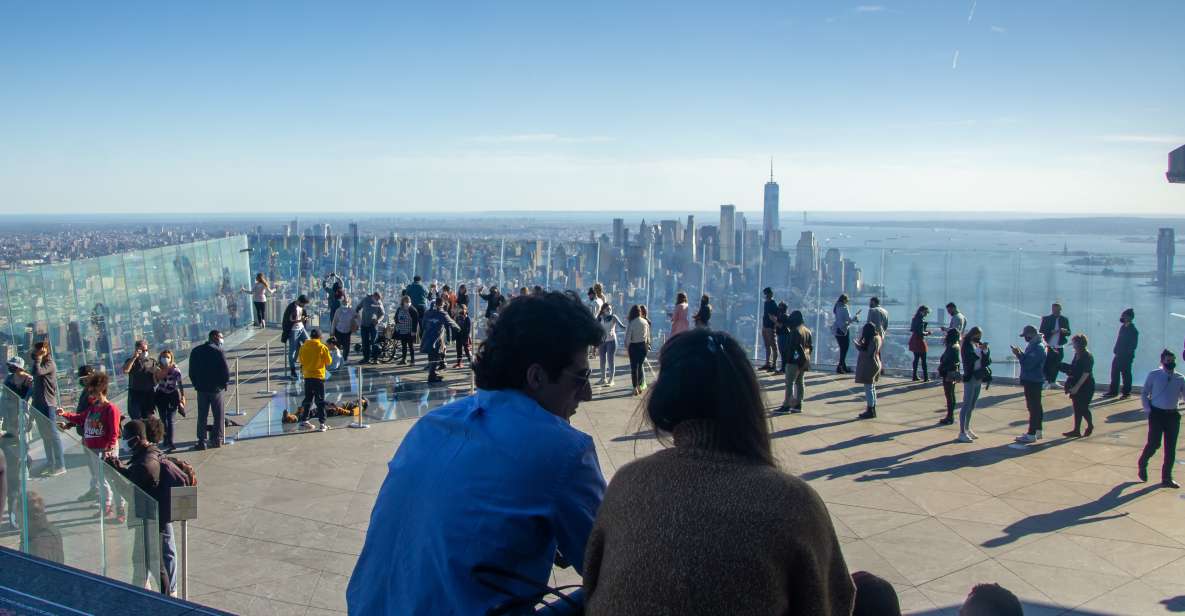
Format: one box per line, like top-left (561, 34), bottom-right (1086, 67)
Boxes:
top-left (299, 338), bottom-right (333, 380)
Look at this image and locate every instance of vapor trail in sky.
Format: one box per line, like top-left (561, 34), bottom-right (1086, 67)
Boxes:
top-left (952, 49), bottom-right (960, 69)
top-left (968, 0), bottom-right (977, 22)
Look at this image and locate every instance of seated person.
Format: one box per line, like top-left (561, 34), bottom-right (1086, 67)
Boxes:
top-left (348, 292), bottom-right (606, 614)
top-left (325, 338), bottom-right (344, 378)
top-left (852, 571), bottom-right (900, 616)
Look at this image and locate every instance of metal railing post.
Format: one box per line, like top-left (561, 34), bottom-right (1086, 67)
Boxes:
top-left (259, 341), bottom-right (276, 395)
top-left (179, 520), bottom-right (189, 600)
top-left (349, 364), bottom-right (369, 429)
top-left (227, 358), bottom-right (244, 416)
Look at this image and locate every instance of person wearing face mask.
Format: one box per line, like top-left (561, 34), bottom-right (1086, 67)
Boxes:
top-left (153, 350), bottom-right (186, 452)
top-left (394, 295), bottom-right (417, 365)
top-left (1059, 334), bottom-right (1095, 438)
top-left (1012, 325), bottom-right (1048, 444)
top-left (958, 327), bottom-right (990, 442)
top-left (349, 292), bottom-right (606, 615)
top-left (1138, 349), bottom-right (1185, 489)
top-left (1103, 308), bottom-right (1139, 399)
top-left (188, 330), bottom-right (230, 450)
top-left (122, 340), bottom-right (158, 421)
top-left (596, 303), bottom-right (626, 387)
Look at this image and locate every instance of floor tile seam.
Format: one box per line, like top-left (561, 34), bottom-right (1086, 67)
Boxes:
top-left (907, 549), bottom-right (1058, 607)
top-left (244, 500), bottom-right (372, 533)
top-left (822, 496), bottom-right (933, 519)
top-left (1055, 522), bottom-right (1185, 551)
top-left (990, 559), bottom-right (1116, 613)
top-left (994, 553), bottom-right (1137, 588)
top-left (1055, 532), bottom-right (1185, 578)
top-left (858, 517), bottom-right (991, 586)
top-left (192, 520), bottom-right (365, 557)
top-left (192, 585), bottom-right (318, 610)
top-left (927, 516), bottom-right (1058, 595)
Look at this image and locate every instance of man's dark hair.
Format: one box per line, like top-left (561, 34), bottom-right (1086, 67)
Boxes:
top-left (1122, 307), bottom-right (1135, 319)
top-left (413, 275), bottom-right (422, 282)
top-left (960, 583), bottom-right (1022, 616)
top-left (207, 330), bottom-right (222, 343)
top-left (142, 416), bottom-right (165, 445)
top-left (1162, 348), bottom-right (1176, 361)
top-left (946, 302), bottom-right (957, 310)
top-left (762, 287), bottom-right (772, 297)
top-left (870, 296), bottom-right (880, 306)
top-left (297, 295), bottom-right (309, 304)
top-left (473, 292), bottom-right (602, 390)
top-left (309, 328), bottom-right (322, 339)
top-left (852, 571), bottom-right (901, 616)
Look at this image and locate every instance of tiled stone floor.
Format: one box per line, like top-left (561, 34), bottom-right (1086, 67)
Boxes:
top-left (166, 334), bottom-right (1185, 615)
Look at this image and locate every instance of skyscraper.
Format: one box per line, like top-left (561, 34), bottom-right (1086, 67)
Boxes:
top-left (613, 218), bottom-right (625, 248)
top-left (719, 204), bottom-right (736, 264)
top-left (685, 215), bottom-right (697, 262)
top-left (1158, 228), bottom-right (1175, 287)
top-left (763, 159), bottom-right (780, 249)
top-left (795, 231), bottom-right (820, 289)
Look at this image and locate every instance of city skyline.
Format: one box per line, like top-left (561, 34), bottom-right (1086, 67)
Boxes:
top-left (2, 2), bottom-right (1183, 215)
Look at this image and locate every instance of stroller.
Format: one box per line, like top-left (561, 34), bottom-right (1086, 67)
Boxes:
top-left (354, 317), bottom-right (399, 363)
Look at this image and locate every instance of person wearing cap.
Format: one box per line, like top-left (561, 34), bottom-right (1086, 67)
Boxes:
top-left (1103, 308), bottom-right (1138, 399)
top-left (1, 357), bottom-right (32, 438)
top-left (282, 295), bottom-right (311, 379)
top-left (1038, 303), bottom-right (1071, 389)
top-left (1011, 325), bottom-right (1048, 443)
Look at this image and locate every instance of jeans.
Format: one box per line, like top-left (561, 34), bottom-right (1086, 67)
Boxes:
top-left (253, 301), bottom-right (266, 326)
top-left (31, 405), bottom-right (65, 472)
top-left (1022, 380), bottom-right (1044, 434)
top-left (1044, 347), bottom-right (1064, 384)
top-left (300, 378), bottom-right (326, 425)
top-left (762, 328), bottom-right (778, 367)
top-left (1108, 354), bottom-right (1134, 395)
top-left (863, 382), bottom-right (877, 408)
top-left (288, 327), bottom-right (308, 375)
top-left (162, 523), bottom-right (178, 595)
top-left (1071, 382), bottom-right (1095, 431)
top-left (334, 330), bottom-right (352, 362)
top-left (154, 391), bottom-right (181, 448)
top-left (783, 364), bottom-right (805, 407)
top-left (85, 446), bottom-right (115, 511)
top-left (599, 340), bottom-right (617, 382)
top-left (628, 342), bottom-right (647, 388)
top-left (836, 333), bottom-right (851, 369)
top-left (942, 378), bottom-right (958, 419)
top-left (360, 326), bottom-right (377, 362)
top-left (960, 377), bottom-right (982, 433)
top-left (1139, 410), bottom-right (1180, 482)
top-left (196, 390), bottom-right (225, 446)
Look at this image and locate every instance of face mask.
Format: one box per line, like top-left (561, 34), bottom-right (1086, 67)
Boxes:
top-left (1166, 361), bottom-right (1177, 371)
top-left (214, 339), bottom-right (224, 347)
top-left (159, 357), bottom-right (171, 366)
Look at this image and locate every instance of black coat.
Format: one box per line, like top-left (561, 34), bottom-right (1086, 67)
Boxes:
top-left (1113, 323), bottom-right (1139, 357)
top-left (188, 342), bottom-right (229, 392)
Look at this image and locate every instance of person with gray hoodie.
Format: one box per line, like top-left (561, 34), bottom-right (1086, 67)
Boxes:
top-left (356, 292), bottom-right (386, 364)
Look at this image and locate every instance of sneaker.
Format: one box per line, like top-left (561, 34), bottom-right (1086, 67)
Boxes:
top-left (1162, 479), bottom-right (1181, 489)
top-left (298, 421), bottom-right (314, 430)
top-left (606, 380), bottom-right (615, 387)
top-left (957, 432), bottom-right (974, 443)
top-left (193, 442), bottom-right (207, 451)
top-left (318, 424), bottom-right (329, 432)
top-left (790, 407), bottom-right (803, 414)
top-left (967, 429), bottom-right (979, 439)
top-left (938, 416), bottom-right (954, 426)
top-left (857, 409), bottom-right (876, 420)
top-left (596, 378), bottom-right (606, 386)
top-left (1015, 433), bottom-right (1038, 444)
top-left (49, 468), bottom-right (67, 478)
top-left (1100, 392), bottom-right (1118, 398)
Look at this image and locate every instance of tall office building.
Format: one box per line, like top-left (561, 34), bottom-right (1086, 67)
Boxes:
top-left (719, 204), bottom-right (736, 264)
top-left (685, 215), bottom-right (697, 262)
top-left (734, 211), bottom-right (747, 266)
top-left (763, 160), bottom-right (780, 249)
top-left (613, 218), bottom-right (625, 248)
top-left (795, 231), bottom-right (820, 288)
top-left (1158, 228), bottom-right (1176, 287)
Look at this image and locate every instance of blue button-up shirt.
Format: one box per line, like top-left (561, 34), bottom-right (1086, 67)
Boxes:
top-left (1142, 368), bottom-right (1185, 413)
top-left (347, 388), bottom-right (606, 615)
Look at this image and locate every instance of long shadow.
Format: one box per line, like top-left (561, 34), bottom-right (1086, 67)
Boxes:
top-left (1006, 405), bottom-right (1073, 427)
top-left (801, 424), bottom-right (938, 455)
top-left (1163, 596), bottom-right (1185, 612)
top-left (982, 482), bottom-right (1161, 548)
top-left (871, 382), bottom-right (941, 399)
top-left (973, 391), bottom-right (1024, 408)
top-left (806, 387), bottom-right (863, 403)
top-left (910, 603), bottom-right (1115, 616)
top-left (799, 440), bottom-right (952, 481)
top-left (1105, 408), bottom-right (1146, 423)
top-left (852, 437), bottom-right (1077, 485)
top-left (771, 418), bottom-right (859, 440)
top-left (611, 429), bottom-right (657, 442)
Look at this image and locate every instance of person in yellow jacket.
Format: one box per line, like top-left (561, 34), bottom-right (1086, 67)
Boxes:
top-left (297, 329), bottom-right (334, 432)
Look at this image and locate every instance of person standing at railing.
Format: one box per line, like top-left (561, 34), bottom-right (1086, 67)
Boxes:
top-left (243, 273), bottom-right (273, 328)
top-left (404, 276), bottom-right (429, 343)
top-left (626, 305), bottom-right (652, 396)
top-left (189, 330), bottom-right (230, 450)
top-left (937, 330), bottom-right (961, 427)
top-left (331, 296), bottom-right (360, 363)
top-left (453, 304), bottom-right (474, 369)
top-left (323, 272), bottom-right (345, 324)
top-left (2, 358), bottom-right (32, 438)
top-left (477, 285), bottom-right (504, 328)
top-left (1138, 349), bottom-right (1185, 489)
top-left (693, 294), bottom-right (713, 329)
top-left (669, 292), bottom-right (690, 338)
top-left (298, 329), bottom-right (333, 432)
top-left (394, 295), bottom-right (417, 366)
top-left (773, 302), bottom-right (790, 374)
top-left (854, 323), bottom-right (882, 420)
top-left (959, 327), bottom-right (990, 442)
top-left (760, 288), bottom-right (779, 372)
top-left (123, 340), bottom-right (158, 421)
top-left (866, 297), bottom-right (889, 337)
top-left (1012, 325), bottom-right (1048, 444)
top-left (596, 303), bottom-right (626, 387)
top-left (153, 350), bottom-right (185, 453)
top-left (281, 295), bottom-right (311, 379)
top-left (833, 294), bottom-right (858, 374)
top-left (420, 298), bottom-right (459, 384)
top-left (357, 292), bottom-right (386, 365)
top-left (1038, 303), bottom-right (1071, 389)
top-left (778, 310), bottom-right (813, 414)
top-left (1103, 308), bottom-right (1138, 399)
top-left (908, 306), bottom-right (931, 382)
top-left (30, 342), bottom-right (65, 477)
top-left (941, 302), bottom-right (967, 338)
top-left (57, 371), bottom-right (124, 521)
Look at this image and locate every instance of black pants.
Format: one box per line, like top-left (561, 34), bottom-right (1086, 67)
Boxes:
top-left (360, 326), bottom-right (377, 362)
top-left (836, 333), bottom-right (851, 369)
top-left (777, 333), bottom-right (790, 371)
top-left (1022, 380), bottom-right (1044, 434)
top-left (300, 378), bottom-right (326, 425)
top-left (942, 379), bottom-right (957, 419)
top-left (196, 390), bottom-right (224, 447)
top-left (427, 350), bottom-right (443, 381)
top-left (128, 390), bottom-right (157, 421)
top-left (335, 330), bottom-right (352, 362)
top-left (455, 338), bottom-right (471, 363)
top-left (399, 334), bottom-right (416, 364)
top-left (912, 353), bottom-right (928, 380)
top-left (154, 390), bottom-right (181, 448)
top-left (1071, 382), bottom-right (1095, 431)
top-left (253, 301), bottom-right (266, 326)
top-left (1139, 409), bottom-right (1181, 482)
top-left (1044, 347), bottom-right (1064, 384)
top-left (628, 342), bottom-right (647, 388)
top-left (1108, 354), bottom-right (1134, 395)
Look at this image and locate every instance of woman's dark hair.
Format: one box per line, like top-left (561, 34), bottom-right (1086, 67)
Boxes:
top-left (598, 303), bottom-right (612, 316)
top-left (852, 571), bottom-right (901, 616)
top-left (914, 305), bottom-right (929, 318)
top-left (962, 326), bottom-right (983, 347)
top-left (836, 293), bottom-right (848, 306)
top-left (473, 292), bottom-right (602, 390)
top-left (945, 329), bottom-right (960, 346)
top-left (787, 310), bottom-right (804, 329)
top-left (777, 301), bottom-right (788, 315)
top-left (762, 287), bottom-right (773, 297)
top-left (699, 294), bottom-right (711, 306)
top-left (85, 372), bottom-right (110, 396)
top-left (646, 329), bottom-right (773, 465)
top-left (627, 305), bottom-right (641, 321)
top-left (639, 305), bottom-right (648, 319)
top-left (859, 322), bottom-right (877, 346)
top-left (676, 292), bottom-right (688, 304)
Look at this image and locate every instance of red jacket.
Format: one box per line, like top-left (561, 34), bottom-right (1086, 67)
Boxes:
top-left (61, 400), bottom-right (121, 451)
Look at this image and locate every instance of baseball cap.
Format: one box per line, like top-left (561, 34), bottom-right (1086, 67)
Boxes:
top-left (1019, 325), bottom-right (1039, 338)
top-left (6, 357), bottom-right (25, 370)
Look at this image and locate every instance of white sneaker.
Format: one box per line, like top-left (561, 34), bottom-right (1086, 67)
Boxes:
top-left (957, 432), bottom-right (974, 443)
top-left (318, 424), bottom-right (329, 432)
top-left (967, 429), bottom-right (979, 440)
top-left (1015, 433), bottom-right (1037, 444)
top-left (1034, 430), bottom-right (1043, 440)
top-left (606, 379), bottom-right (615, 387)
top-left (298, 421), bottom-right (314, 430)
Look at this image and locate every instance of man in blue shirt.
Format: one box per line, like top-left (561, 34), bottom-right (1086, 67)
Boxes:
top-left (348, 292), bottom-right (606, 615)
top-left (1011, 325), bottom-right (1048, 443)
top-left (1138, 349), bottom-right (1185, 489)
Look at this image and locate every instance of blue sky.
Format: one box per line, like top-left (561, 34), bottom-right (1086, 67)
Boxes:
top-left (2, 1), bottom-right (1183, 214)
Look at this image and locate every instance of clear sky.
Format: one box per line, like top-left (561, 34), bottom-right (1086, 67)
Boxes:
top-left (2, 1), bottom-right (1183, 215)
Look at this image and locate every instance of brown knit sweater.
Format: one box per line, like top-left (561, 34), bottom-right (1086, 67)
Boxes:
top-left (583, 420), bottom-right (855, 616)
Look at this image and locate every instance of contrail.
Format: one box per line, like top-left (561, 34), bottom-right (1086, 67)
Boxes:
top-left (991, 303), bottom-right (1041, 319)
top-left (968, 0), bottom-right (977, 22)
top-left (1171, 313), bottom-right (1185, 320)
top-left (952, 49), bottom-right (960, 69)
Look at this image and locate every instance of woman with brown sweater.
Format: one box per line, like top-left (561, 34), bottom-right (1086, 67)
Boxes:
top-left (583, 328), bottom-right (854, 616)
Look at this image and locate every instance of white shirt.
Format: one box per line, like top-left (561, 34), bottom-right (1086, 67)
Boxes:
top-left (947, 312), bottom-right (967, 335)
top-left (332, 306), bottom-right (359, 334)
top-left (1142, 367), bottom-right (1185, 413)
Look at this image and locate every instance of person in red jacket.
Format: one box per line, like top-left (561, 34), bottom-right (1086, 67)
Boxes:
top-left (57, 372), bottom-right (125, 521)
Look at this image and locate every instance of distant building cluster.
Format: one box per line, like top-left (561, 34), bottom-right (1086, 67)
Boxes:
top-left (0, 226), bottom-right (225, 270)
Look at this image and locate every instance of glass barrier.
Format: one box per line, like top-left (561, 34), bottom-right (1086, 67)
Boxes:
top-left (1, 396), bottom-right (161, 592)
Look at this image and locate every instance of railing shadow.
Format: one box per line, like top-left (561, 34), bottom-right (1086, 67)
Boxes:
top-left (851, 438), bottom-right (1076, 485)
top-left (800, 424), bottom-right (938, 455)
